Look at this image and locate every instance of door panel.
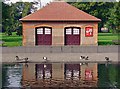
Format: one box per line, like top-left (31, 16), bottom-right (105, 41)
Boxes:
top-left (37, 35), bottom-right (44, 45)
top-left (44, 28), bottom-right (52, 45)
top-left (36, 27), bottom-right (52, 45)
top-left (65, 35), bottom-right (72, 45)
top-left (73, 35), bottom-right (80, 45)
top-left (65, 27), bottom-right (80, 45)
top-left (44, 35), bottom-right (52, 45)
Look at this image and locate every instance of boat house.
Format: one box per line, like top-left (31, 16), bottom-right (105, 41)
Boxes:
top-left (20, 2), bottom-right (101, 46)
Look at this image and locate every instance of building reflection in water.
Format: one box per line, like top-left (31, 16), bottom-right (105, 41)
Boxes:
top-left (65, 64), bottom-right (80, 80)
top-left (22, 63), bottom-right (98, 88)
top-left (36, 64), bottom-right (52, 79)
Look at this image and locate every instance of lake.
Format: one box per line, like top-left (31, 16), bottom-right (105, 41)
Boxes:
top-left (2, 62), bottom-right (120, 89)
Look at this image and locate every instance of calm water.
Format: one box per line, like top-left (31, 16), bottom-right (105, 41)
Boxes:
top-left (2, 62), bottom-right (120, 89)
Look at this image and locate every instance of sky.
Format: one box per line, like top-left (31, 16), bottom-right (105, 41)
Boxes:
top-left (4, 0), bottom-right (119, 3)
top-left (5, 0), bottom-right (52, 3)
top-left (4, 0), bottom-right (53, 6)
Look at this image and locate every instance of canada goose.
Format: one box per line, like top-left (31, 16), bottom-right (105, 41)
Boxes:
top-left (15, 56), bottom-right (20, 60)
top-left (43, 57), bottom-right (47, 61)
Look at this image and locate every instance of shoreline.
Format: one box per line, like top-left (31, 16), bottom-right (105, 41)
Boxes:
top-left (2, 52), bottom-right (119, 63)
top-left (2, 61), bottom-right (119, 64)
top-left (1, 45), bottom-right (119, 63)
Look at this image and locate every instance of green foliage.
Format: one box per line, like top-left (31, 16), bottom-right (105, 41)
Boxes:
top-left (2, 1), bottom-right (120, 46)
top-left (69, 2), bottom-right (119, 33)
top-left (2, 2), bottom-right (12, 33)
top-left (2, 2), bottom-right (33, 36)
top-left (16, 25), bottom-right (22, 36)
top-left (106, 2), bottom-right (120, 33)
top-left (21, 2), bottom-right (33, 17)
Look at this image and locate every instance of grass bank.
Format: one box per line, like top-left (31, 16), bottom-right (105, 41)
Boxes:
top-left (0, 32), bottom-right (119, 47)
top-left (98, 33), bottom-right (119, 45)
top-left (0, 32), bottom-right (22, 47)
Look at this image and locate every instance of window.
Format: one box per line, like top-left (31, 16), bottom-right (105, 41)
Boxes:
top-left (45, 28), bottom-right (51, 34)
top-left (37, 28), bottom-right (43, 34)
top-left (73, 28), bottom-right (79, 35)
top-left (85, 27), bottom-right (93, 37)
top-left (66, 28), bottom-right (72, 34)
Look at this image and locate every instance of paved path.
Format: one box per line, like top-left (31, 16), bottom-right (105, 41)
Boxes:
top-left (2, 53), bottom-right (119, 63)
top-left (1, 46), bottom-right (119, 63)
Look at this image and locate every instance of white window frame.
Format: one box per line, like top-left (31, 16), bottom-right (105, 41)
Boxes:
top-left (45, 28), bottom-right (51, 34)
top-left (66, 28), bottom-right (72, 35)
top-left (37, 28), bottom-right (43, 34)
top-left (73, 28), bottom-right (79, 35)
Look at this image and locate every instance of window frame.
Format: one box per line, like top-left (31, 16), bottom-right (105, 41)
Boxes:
top-left (37, 28), bottom-right (43, 34)
top-left (65, 27), bottom-right (80, 35)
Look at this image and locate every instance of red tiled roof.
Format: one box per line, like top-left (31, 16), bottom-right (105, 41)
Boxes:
top-left (20, 2), bottom-right (101, 21)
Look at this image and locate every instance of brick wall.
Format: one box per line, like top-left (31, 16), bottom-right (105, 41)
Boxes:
top-left (22, 21), bottom-right (98, 46)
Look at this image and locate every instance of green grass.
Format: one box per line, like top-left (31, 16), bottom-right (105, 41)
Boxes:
top-left (0, 32), bottom-right (22, 47)
top-left (98, 33), bottom-right (119, 45)
top-left (0, 32), bottom-right (119, 47)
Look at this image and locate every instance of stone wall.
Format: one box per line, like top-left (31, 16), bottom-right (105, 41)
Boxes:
top-left (2, 46), bottom-right (119, 53)
top-left (2, 46), bottom-right (119, 63)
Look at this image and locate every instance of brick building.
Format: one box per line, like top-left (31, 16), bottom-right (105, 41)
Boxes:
top-left (20, 2), bottom-right (101, 46)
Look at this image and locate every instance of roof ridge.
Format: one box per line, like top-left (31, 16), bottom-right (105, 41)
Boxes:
top-left (20, 2), bottom-right (101, 22)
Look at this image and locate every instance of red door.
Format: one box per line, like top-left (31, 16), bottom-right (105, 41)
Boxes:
top-left (65, 27), bottom-right (80, 45)
top-left (36, 27), bottom-right (52, 45)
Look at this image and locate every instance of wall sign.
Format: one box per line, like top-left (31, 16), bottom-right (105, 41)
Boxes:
top-left (85, 27), bottom-right (93, 37)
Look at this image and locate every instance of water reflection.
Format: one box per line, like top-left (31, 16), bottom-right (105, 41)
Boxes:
top-left (2, 64), bottom-right (22, 88)
top-left (65, 64), bottom-right (80, 80)
top-left (2, 62), bottom-right (119, 88)
top-left (98, 63), bottom-right (119, 88)
top-left (22, 63), bottom-right (98, 88)
top-left (36, 64), bottom-right (52, 79)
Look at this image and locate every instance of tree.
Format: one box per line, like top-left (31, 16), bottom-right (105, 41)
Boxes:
top-left (22, 2), bottom-right (33, 17)
top-left (68, 2), bottom-right (116, 32)
top-left (106, 2), bottom-right (120, 33)
top-left (2, 2), bottom-right (12, 34)
top-left (2, 2), bottom-right (34, 35)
